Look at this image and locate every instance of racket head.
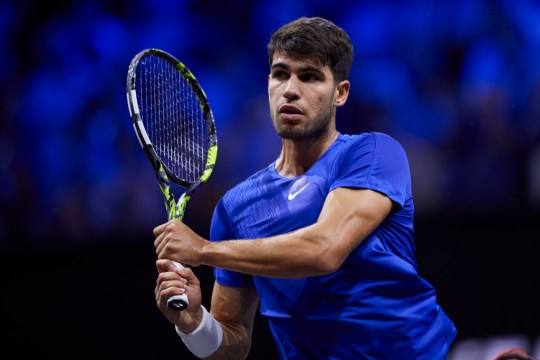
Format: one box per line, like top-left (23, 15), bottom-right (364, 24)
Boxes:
top-left (126, 48), bottom-right (218, 195)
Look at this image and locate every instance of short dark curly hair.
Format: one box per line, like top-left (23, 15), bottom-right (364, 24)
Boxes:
top-left (267, 17), bottom-right (354, 83)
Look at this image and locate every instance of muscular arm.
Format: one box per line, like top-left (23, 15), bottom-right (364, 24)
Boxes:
top-left (155, 188), bottom-right (392, 278)
top-left (205, 284), bottom-right (259, 360)
top-left (203, 188), bottom-right (391, 277)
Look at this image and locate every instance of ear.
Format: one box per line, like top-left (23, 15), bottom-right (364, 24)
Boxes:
top-left (334, 80), bottom-right (350, 107)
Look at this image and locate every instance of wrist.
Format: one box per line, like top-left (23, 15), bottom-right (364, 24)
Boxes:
top-left (176, 306), bottom-right (204, 334)
top-left (175, 305), bottom-right (223, 358)
top-left (200, 240), bottom-right (220, 267)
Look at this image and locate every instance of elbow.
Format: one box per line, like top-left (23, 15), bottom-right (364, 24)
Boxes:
top-left (307, 248), bottom-right (344, 275)
top-left (294, 228), bottom-right (349, 276)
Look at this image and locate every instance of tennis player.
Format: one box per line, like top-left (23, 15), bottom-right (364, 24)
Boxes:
top-left (154, 16), bottom-right (457, 359)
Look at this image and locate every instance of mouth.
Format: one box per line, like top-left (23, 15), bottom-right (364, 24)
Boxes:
top-left (278, 104), bottom-right (303, 121)
top-left (279, 104), bottom-right (303, 115)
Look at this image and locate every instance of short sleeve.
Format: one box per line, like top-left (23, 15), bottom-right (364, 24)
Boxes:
top-left (330, 132), bottom-right (411, 207)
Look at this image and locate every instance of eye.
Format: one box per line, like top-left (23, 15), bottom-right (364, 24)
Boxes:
top-left (300, 73), bottom-right (320, 82)
top-left (272, 70), bottom-right (289, 80)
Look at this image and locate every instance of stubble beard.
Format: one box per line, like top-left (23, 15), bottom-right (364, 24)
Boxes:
top-left (271, 99), bottom-right (334, 141)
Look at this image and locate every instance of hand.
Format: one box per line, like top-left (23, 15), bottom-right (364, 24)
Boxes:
top-left (153, 219), bottom-right (207, 266)
top-left (155, 259), bottom-right (204, 333)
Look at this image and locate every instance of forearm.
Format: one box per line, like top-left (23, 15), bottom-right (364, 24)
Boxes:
top-left (199, 189), bottom-right (391, 278)
top-left (201, 222), bottom-right (341, 278)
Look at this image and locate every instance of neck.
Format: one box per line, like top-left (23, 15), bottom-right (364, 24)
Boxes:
top-left (275, 130), bottom-right (339, 177)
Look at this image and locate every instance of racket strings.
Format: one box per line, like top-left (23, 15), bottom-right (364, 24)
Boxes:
top-left (137, 55), bottom-right (209, 184)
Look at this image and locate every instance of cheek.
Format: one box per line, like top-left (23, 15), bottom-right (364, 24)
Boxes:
top-left (312, 94), bottom-right (328, 110)
top-left (268, 91), bottom-right (277, 108)
top-left (268, 93), bottom-right (279, 118)
top-left (268, 87), bottom-right (281, 105)
top-left (321, 91), bottom-right (336, 107)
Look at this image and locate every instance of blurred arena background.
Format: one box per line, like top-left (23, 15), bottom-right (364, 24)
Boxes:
top-left (1, 0), bottom-right (539, 358)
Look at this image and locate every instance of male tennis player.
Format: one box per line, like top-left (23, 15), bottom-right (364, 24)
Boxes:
top-left (154, 16), bottom-right (457, 359)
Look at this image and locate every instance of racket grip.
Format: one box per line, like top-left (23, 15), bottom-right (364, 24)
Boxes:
top-left (167, 261), bottom-right (189, 311)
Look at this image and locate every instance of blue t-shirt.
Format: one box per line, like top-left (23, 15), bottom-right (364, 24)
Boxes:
top-left (210, 132), bottom-right (457, 359)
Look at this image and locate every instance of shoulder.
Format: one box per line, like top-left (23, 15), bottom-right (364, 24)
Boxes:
top-left (339, 132), bottom-right (403, 146)
top-left (335, 132), bottom-right (406, 157)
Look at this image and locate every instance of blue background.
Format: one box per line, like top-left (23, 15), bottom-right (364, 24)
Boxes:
top-left (2, 0), bottom-right (539, 358)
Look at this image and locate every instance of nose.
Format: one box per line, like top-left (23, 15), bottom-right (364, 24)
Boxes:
top-left (283, 77), bottom-right (300, 101)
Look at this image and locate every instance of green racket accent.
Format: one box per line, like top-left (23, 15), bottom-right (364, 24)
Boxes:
top-left (175, 193), bottom-right (191, 221)
top-left (201, 145), bottom-right (217, 183)
top-left (156, 163), bottom-right (180, 221)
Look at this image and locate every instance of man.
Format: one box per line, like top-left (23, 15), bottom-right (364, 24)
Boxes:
top-left (154, 16), bottom-right (457, 359)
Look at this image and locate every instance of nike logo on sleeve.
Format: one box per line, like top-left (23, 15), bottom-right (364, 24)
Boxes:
top-left (288, 183), bottom-right (310, 200)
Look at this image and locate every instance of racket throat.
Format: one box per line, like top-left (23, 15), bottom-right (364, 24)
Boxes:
top-left (172, 193), bottom-right (191, 220)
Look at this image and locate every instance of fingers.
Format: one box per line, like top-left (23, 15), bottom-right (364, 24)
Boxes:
top-left (153, 219), bottom-right (179, 240)
top-left (156, 259), bottom-right (176, 273)
top-left (153, 223), bottom-right (165, 237)
top-left (155, 273), bottom-right (188, 303)
top-left (156, 259), bottom-right (196, 280)
top-left (155, 260), bottom-right (204, 321)
top-left (156, 261), bottom-right (199, 288)
top-left (153, 222), bottom-right (169, 252)
top-left (153, 220), bottom-right (206, 266)
top-left (155, 268), bottom-right (187, 302)
top-left (155, 263), bottom-right (200, 310)
top-left (153, 220), bottom-right (182, 258)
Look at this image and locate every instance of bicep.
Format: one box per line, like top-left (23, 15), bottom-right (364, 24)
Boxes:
top-left (209, 282), bottom-right (259, 358)
top-left (316, 187), bottom-right (393, 259)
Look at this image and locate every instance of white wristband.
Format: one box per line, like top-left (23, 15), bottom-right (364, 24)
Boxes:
top-left (175, 306), bottom-right (223, 358)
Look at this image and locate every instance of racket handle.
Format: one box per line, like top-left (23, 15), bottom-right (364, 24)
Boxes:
top-left (167, 261), bottom-right (189, 311)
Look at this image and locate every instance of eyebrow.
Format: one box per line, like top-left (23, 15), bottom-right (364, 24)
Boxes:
top-left (271, 62), bottom-right (324, 74)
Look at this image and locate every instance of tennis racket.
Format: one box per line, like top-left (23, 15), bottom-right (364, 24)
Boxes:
top-left (126, 48), bottom-right (217, 311)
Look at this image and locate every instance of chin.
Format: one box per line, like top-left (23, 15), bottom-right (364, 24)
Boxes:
top-left (276, 125), bottom-right (304, 140)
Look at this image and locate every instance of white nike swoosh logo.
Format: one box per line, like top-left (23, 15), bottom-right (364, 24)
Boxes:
top-left (288, 183), bottom-right (310, 200)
